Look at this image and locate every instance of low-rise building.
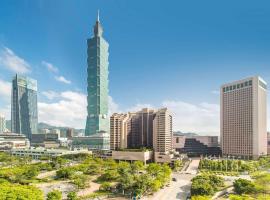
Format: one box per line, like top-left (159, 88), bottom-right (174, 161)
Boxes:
top-left (173, 135), bottom-right (221, 156)
top-left (111, 150), bottom-right (153, 164)
top-left (0, 133), bottom-right (30, 151)
top-left (10, 147), bottom-right (92, 159)
top-left (71, 131), bottom-right (110, 150)
top-left (66, 128), bottom-right (74, 139)
top-left (31, 133), bottom-right (60, 148)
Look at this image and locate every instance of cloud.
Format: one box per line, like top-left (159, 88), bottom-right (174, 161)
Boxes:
top-left (42, 90), bottom-right (59, 100)
top-left (39, 90), bottom-right (118, 129)
top-left (108, 96), bottom-right (121, 115)
top-left (42, 61), bottom-right (58, 73)
top-left (0, 79), bottom-right (11, 102)
top-left (162, 100), bottom-right (220, 135)
top-left (55, 76), bottom-right (71, 84)
top-left (0, 47), bottom-right (31, 74)
top-left (39, 91), bottom-right (87, 128)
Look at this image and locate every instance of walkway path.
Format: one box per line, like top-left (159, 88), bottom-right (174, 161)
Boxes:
top-left (144, 158), bottom-right (200, 200)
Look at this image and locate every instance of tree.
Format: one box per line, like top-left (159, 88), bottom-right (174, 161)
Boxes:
top-left (56, 168), bottom-right (74, 179)
top-left (254, 173), bottom-right (270, 195)
top-left (99, 169), bottom-right (119, 181)
top-left (208, 175), bottom-right (224, 188)
top-left (0, 183), bottom-right (43, 200)
top-left (72, 174), bottom-right (88, 189)
top-left (150, 179), bottom-right (162, 192)
top-left (191, 180), bottom-right (214, 196)
top-left (191, 175), bottom-right (223, 196)
top-left (233, 179), bottom-right (256, 195)
top-left (99, 182), bottom-right (112, 191)
top-left (67, 191), bottom-right (78, 200)
top-left (46, 190), bottom-right (62, 200)
top-left (131, 161), bottom-right (145, 173)
top-left (173, 160), bottom-right (182, 171)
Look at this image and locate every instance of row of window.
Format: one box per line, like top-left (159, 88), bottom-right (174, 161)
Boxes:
top-left (223, 80), bottom-right (252, 93)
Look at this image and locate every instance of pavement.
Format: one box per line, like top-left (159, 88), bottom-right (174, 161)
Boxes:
top-left (143, 158), bottom-right (200, 200)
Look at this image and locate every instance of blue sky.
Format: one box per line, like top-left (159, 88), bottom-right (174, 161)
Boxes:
top-left (0, 0), bottom-right (270, 134)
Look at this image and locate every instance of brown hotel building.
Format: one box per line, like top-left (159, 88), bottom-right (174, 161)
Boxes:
top-left (221, 76), bottom-right (267, 159)
top-left (110, 108), bottom-right (155, 150)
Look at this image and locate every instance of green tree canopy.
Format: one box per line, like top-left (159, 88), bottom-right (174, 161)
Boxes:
top-left (46, 190), bottom-right (62, 200)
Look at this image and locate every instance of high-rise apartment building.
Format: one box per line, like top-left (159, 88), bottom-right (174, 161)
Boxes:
top-left (153, 108), bottom-right (173, 153)
top-left (0, 115), bottom-right (6, 133)
top-left (85, 12), bottom-right (109, 136)
top-left (134, 108), bottom-right (154, 147)
top-left (11, 74), bottom-right (38, 140)
top-left (110, 113), bottom-right (130, 150)
top-left (110, 108), bottom-right (155, 150)
top-left (221, 76), bottom-right (267, 159)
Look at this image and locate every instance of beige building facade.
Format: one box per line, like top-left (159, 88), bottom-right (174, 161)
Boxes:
top-left (153, 108), bottom-right (173, 153)
top-left (110, 113), bottom-right (130, 150)
top-left (110, 108), bottom-right (155, 150)
top-left (221, 76), bottom-right (267, 159)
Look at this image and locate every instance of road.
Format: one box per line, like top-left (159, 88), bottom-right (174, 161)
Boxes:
top-left (144, 158), bottom-right (200, 200)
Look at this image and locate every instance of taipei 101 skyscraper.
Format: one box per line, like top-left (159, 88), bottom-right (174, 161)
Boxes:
top-left (85, 11), bottom-right (110, 140)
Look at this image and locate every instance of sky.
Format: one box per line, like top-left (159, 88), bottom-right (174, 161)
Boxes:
top-left (0, 0), bottom-right (270, 135)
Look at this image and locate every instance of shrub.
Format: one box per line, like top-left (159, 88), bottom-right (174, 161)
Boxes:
top-left (46, 190), bottom-right (62, 200)
top-left (99, 182), bottom-right (111, 191)
top-left (233, 179), bottom-right (256, 195)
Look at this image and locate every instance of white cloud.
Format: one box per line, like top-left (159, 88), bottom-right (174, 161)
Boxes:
top-left (39, 90), bottom-right (119, 128)
top-left (162, 100), bottom-right (220, 135)
top-left (42, 91), bottom-right (59, 100)
top-left (39, 91), bottom-right (87, 128)
top-left (54, 76), bottom-right (71, 84)
top-left (0, 79), bottom-right (11, 102)
top-left (42, 61), bottom-right (58, 73)
top-left (0, 47), bottom-right (31, 74)
top-left (108, 96), bottom-right (121, 115)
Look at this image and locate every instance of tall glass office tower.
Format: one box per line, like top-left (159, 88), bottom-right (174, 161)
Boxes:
top-left (11, 74), bottom-right (38, 140)
top-left (85, 12), bottom-right (109, 136)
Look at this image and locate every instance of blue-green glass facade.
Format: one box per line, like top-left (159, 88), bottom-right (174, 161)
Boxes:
top-left (85, 15), bottom-right (109, 136)
top-left (11, 74), bottom-right (38, 141)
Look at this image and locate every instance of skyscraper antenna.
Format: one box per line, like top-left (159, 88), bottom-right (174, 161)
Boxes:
top-left (97, 10), bottom-right (100, 22)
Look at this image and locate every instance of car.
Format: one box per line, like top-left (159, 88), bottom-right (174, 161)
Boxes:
top-left (172, 177), bottom-right (177, 181)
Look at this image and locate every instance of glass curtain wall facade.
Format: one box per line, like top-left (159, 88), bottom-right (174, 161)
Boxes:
top-left (11, 74), bottom-right (38, 140)
top-left (85, 13), bottom-right (109, 136)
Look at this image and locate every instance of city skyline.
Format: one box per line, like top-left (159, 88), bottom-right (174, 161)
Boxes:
top-left (0, 1), bottom-right (270, 135)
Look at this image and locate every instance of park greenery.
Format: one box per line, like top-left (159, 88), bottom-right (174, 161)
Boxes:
top-left (229, 173), bottom-right (270, 200)
top-left (191, 174), bottom-right (225, 196)
top-left (199, 158), bottom-right (260, 173)
top-left (46, 189), bottom-right (62, 200)
top-left (55, 157), bottom-right (172, 197)
top-left (1, 150), bottom-right (269, 200)
top-left (0, 182), bottom-right (43, 200)
top-left (0, 152), bottom-right (173, 199)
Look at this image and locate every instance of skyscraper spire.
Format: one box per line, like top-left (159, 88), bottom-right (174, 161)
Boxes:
top-left (94, 10), bottom-right (103, 37)
top-left (97, 10), bottom-right (100, 22)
